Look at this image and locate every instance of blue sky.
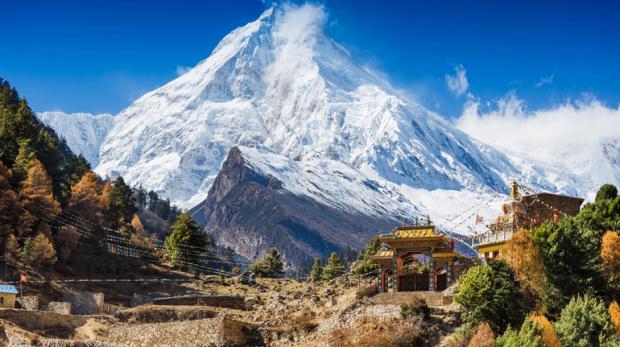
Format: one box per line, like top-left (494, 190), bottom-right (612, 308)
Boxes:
top-left (2, 0), bottom-right (619, 117)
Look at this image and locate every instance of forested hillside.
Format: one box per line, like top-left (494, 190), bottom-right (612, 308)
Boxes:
top-left (0, 79), bottom-right (220, 278)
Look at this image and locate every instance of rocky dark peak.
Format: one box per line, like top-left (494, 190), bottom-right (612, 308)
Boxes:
top-left (190, 147), bottom-right (397, 267)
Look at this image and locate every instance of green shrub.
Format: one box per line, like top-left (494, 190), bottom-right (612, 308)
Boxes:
top-left (496, 318), bottom-right (544, 347)
top-left (554, 294), bottom-right (617, 347)
top-left (400, 297), bottom-right (430, 320)
top-left (455, 260), bottom-right (525, 332)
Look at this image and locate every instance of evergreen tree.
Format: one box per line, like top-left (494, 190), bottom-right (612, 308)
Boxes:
top-left (12, 139), bottom-right (35, 182)
top-left (0, 162), bottom-right (21, 243)
top-left (164, 212), bottom-right (202, 267)
top-left (309, 257), bottom-right (323, 282)
top-left (352, 236), bottom-right (381, 275)
top-left (455, 260), bottom-right (526, 332)
top-left (496, 318), bottom-right (545, 347)
top-left (20, 237), bottom-right (34, 264)
top-left (265, 248), bottom-right (285, 277)
top-left (107, 176), bottom-right (137, 230)
top-left (321, 252), bottom-right (344, 281)
top-left (554, 294), bottom-right (617, 347)
top-left (66, 154), bottom-right (91, 186)
top-left (532, 218), bottom-right (607, 316)
top-left (596, 184), bottom-right (618, 204)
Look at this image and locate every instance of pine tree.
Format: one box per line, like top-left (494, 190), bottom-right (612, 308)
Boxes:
top-left (19, 160), bottom-right (61, 227)
top-left (265, 248), bottom-right (285, 277)
top-left (107, 176), bottom-right (137, 230)
top-left (322, 252), bottom-right (344, 281)
top-left (32, 232), bottom-right (57, 267)
top-left (352, 236), bottom-right (381, 275)
top-left (0, 162), bottom-right (21, 242)
top-left (309, 257), bottom-right (323, 282)
top-left (164, 212), bottom-right (201, 267)
top-left (12, 139), bottom-right (35, 182)
top-left (66, 154), bottom-right (91, 186)
top-left (20, 237), bottom-right (34, 264)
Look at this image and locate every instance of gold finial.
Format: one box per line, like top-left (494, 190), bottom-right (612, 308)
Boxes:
top-left (511, 180), bottom-right (519, 199)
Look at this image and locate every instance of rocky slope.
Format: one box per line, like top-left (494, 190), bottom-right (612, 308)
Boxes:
top-left (190, 146), bottom-right (404, 264)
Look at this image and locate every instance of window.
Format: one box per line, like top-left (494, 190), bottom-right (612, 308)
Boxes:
top-left (0, 296), bottom-right (4, 304)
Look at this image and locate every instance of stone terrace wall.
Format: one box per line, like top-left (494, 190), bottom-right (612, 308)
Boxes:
top-left (16, 296), bottom-right (38, 310)
top-left (44, 302), bottom-right (72, 315)
top-left (152, 295), bottom-right (245, 310)
top-left (63, 292), bottom-right (104, 315)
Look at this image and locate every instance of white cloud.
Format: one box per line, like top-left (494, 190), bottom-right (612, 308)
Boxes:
top-left (455, 92), bottom-right (620, 155)
top-left (176, 65), bottom-right (192, 76)
top-left (535, 73), bottom-right (555, 88)
top-left (445, 65), bottom-right (469, 97)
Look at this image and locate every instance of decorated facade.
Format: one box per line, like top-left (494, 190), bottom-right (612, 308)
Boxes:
top-left (370, 223), bottom-right (467, 293)
top-left (472, 181), bottom-right (584, 260)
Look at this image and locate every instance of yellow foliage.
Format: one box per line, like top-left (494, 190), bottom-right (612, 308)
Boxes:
top-left (602, 231), bottom-right (620, 280)
top-left (610, 301), bottom-right (620, 336)
top-left (502, 228), bottom-right (544, 301)
top-left (467, 322), bottom-right (495, 347)
top-left (19, 160), bottom-right (60, 225)
top-left (529, 314), bottom-right (562, 347)
top-left (69, 171), bottom-right (105, 222)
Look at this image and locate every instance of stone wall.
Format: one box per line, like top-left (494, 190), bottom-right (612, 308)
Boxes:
top-left (152, 295), bottom-right (245, 310)
top-left (44, 302), bottom-right (72, 315)
top-left (63, 291), bottom-right (104, 315)
top-left (16, 295), bottom-right (38, 310)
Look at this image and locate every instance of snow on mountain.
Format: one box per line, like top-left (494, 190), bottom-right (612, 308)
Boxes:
top-left (39, 4), bottom-right (603, 240)
top-left (94, 4), bottom-right (519, 213)
top-left (37, 111), bottom-right (115, 166)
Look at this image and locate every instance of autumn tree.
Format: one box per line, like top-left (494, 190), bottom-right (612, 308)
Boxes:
top-left (130, 214), bottom-right (150, 248)
top-left (602, 231), bottom-right (620, 285)
top-left (502, 228), bottom-right (544, 307)
top-left (19, 160), bottom-right (61, 232)
top-left (68, 171), bottom-right (105, 223)
top-left (32, 232), bottom-right (57, 267)
top-left (467, 322), bottom-right (495, 347)
top-left (529, 315), bottom-right (562, 347)
top-left (610, 301), bottom-right (620, 336)
top-left (4, 234), bottom-right (20, 263)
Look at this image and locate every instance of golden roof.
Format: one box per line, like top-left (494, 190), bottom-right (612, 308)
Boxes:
top-left (392, 227), bottom-right (437, 238)
top-left (372, 250), bottom-right (394, 258)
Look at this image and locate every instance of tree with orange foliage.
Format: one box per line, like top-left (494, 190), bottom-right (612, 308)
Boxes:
top-left (602, 231), bottom-right (620, 283)
top-left (467, 322), bottom-right (495, 347)
top-left (501, 228), bottom-right (544, 305)
top-left (529, 315), bottom-right (562, 347)
top-left (68, 171), bottom-right (105, 223)
top-left (19, 160), bottom-right (60, 234)
top-left (610, 301), bottom-right (620, 336)
top-left (32, 232), bottom-right (57, 267)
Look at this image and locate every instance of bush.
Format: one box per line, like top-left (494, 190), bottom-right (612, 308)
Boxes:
top-left (440, 321), bottom-right (475, 347)
top-left (454, 260), bottom-right (525, 332)
top-left (400, 297), bottom-right (430, 320)
top-left (554, 294), bottom-right (616, 347)
top-left (467, 322), bottom-right (495, 347)
top-left (496, 317), bottom-right (544, 347)
top-left (249, 248), bottom-right (285, 278)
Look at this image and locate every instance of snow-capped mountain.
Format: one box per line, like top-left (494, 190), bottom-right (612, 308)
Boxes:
top-left (92, 5), bottom-right (517, 211)
top-left (38, 4), bottom-right (614, 251)
top-left (37, 111), bottom-right (115, 166)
